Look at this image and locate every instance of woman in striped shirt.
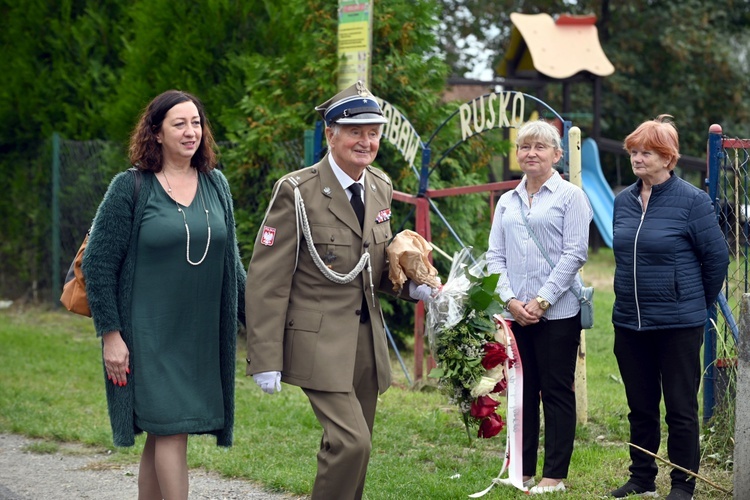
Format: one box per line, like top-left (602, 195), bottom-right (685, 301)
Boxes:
top-left (487, 119), bottom-right (592, 495)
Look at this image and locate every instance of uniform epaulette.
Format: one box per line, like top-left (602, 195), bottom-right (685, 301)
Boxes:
top-left (282, 165), bottom-right (319, 188)
top-left (366, 165), bottom-right (392, 186)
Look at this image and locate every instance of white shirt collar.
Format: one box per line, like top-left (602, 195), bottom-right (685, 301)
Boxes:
top-left (517, 170), bottom-right (563, 197)
top-left (328, 154), bottom-right (366, 199)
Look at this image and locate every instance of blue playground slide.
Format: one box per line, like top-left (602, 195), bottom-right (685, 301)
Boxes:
top-left (581, 138), bottom-right (614, 247)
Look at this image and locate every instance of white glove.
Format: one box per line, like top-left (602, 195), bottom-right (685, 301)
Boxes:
top-left (409, 281), bottom-right (437, 303)
top-left (253, 371), bottom-right (281, 395)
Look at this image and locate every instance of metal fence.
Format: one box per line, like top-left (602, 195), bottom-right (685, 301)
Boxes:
top-left (51, 133), bottom-right (129, 297)
top-left (50, 133), bottom-right (306, 300)
top-left (705, 126), bottom-right (750, 420)
top-left (41, 127), bottom-right (750, 420)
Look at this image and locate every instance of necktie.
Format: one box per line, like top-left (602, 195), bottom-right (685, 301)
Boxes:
top-left (348, 183), bottom-right (365, 229)
top-left (348, 183), bottom-right (369, 322)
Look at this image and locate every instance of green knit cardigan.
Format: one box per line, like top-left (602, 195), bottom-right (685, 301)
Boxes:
top-left (81, 168), bottom-right (246, 447)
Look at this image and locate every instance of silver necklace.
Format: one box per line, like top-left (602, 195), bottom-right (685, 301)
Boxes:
top-left (162, 169), bottom-right (211, 266)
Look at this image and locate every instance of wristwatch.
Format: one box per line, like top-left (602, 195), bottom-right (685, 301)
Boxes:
top-left (535, 296), bottom-right (550, 310)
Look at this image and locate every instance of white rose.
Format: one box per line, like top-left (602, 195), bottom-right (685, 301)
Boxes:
top-left (486, 365), bottom-right (504, 381)
top-left (470, 376), bottom-right (499, 398)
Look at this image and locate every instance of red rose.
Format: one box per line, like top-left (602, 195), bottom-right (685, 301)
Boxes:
top-left (478, 413), bottom-right (505, 438)
top-left (470, 395), bottom-right (500, 419)
top-left (482, 342), bottom-right (509, 370)
top-left (492, 378), bottom-right (508, 394)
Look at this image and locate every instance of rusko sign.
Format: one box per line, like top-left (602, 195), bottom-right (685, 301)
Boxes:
top-left (376, 90), bottom-right (571, 194)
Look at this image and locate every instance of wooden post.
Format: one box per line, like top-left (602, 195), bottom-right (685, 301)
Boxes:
top-left (735, 294), bottom-right (750, 498)
top-left (568, 126), bottom-right (588, 425)
top-left (413, 196), bottom-right (432, 381)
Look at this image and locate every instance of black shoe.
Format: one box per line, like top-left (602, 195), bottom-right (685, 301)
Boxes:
top-left (608, 481), bottom-right (658, 498)
top-left (665, 489), bottom-right (693, 500)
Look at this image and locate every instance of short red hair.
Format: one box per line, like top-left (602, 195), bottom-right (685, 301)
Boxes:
top-left (623, 114), bottom-right (680, 170)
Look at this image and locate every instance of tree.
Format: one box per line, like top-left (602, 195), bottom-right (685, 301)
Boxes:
top-left (600, 0), bottom-right (750, 156)
top-left (435, 0), bottom-right (576, 78)
top-left (0, 0), bottom-right (128, 149)
top-left (102, 0), bottom-right (269, 142)
top-left (0, 0), bottom-right (280, 298)
top-left (1, 0), bottom-right (508, 349)
top-left (221, 0), bottom-right (506, 344)
top-left (434, 0), bottom-right (750, 161)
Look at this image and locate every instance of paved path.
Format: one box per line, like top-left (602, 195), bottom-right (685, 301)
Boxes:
top-left (0, 433), bottom-right (301, 500)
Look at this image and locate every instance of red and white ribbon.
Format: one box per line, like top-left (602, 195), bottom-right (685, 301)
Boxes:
top-left (470, 317), bottom-right (526, 497)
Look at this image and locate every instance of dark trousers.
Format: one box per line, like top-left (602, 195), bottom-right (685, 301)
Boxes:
top-left (614, 325), bottom-right (703, 494)
top-left (513, 314), bottom-right (580, 478)
top-left (302, 320), bottom-right (379, 500)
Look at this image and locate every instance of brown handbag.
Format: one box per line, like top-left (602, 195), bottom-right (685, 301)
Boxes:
top-left (60, 233), bottom-right (92, 315)
top-left (60, 168), bottom-right (141, 316)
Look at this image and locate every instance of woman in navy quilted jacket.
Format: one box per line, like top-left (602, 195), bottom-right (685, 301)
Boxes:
top-left (607, 115), bottom-right (729, 500)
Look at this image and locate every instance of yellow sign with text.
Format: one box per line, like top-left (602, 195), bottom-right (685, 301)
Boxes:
top-left (338, 1), bottom-right (373, 90)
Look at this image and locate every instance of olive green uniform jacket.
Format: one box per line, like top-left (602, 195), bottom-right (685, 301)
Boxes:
top-left (246, 156), bottom-right (404, 394)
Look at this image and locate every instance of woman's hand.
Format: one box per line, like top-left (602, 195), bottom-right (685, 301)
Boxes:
top-left (507, 299), bottom-right (540, 327)
top-left (102, 331), bottom-right (130, 386)
top-left (524, 299), bottom-right (547, 321)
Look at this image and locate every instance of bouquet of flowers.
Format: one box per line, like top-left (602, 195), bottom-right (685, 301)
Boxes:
top-left (426, 247), bottom-right (511, 440)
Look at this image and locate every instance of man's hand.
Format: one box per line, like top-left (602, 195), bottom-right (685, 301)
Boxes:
top-left (409, 281), bottom-right (438, 303)
top-left (253, 371), bottom-right (282, 395)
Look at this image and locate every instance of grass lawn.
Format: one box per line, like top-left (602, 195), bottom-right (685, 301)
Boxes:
top-left (0, 249), bottom-right (734, 498)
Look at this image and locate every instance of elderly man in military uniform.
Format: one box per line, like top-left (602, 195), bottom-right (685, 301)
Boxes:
top-left (245, 81), bottom-right (434, 500)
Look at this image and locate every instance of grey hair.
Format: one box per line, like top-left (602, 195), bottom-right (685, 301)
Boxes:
top-left (516, 120), bottom-right (562, 151)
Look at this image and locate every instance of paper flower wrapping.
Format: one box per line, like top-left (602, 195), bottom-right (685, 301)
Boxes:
top-left (386, 229), bottom-right (441, 292)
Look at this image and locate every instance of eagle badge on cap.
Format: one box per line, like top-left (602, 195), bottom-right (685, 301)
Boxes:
top-left (356, 80), bottom-right (368, 97)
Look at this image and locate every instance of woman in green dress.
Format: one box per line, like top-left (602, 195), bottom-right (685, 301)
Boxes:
top-left (82, 90), bottom-right (246, 499)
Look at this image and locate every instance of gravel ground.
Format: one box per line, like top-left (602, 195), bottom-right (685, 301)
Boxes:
top-left (0, 433), bottom-right (302, 500)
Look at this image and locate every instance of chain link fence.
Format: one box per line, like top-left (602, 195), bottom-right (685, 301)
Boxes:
top-left (50, 134), bottom-right (307, 301)
top-left (702, 129), bottom-right (749, 460)
top-left (709, 133), bottom-right (749, 362)
top-left (52, 134), bottom-right (129, 296)
top-left (716, 139), bottom-right (750, 295)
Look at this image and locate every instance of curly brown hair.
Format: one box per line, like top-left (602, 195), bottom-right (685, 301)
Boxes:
top-left (128, 90), bottom-right (217, 173)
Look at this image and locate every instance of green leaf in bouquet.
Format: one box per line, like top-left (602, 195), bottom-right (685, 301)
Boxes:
top-left (467, 274), bottom-right (499, 310)
top-left (468, 321), bottom-right (493, 334)
top-left (428, 367), bottom-right (444, 378)
top-left (480, 273), bottom-right (500, 294)
top-left (485, 300), bottom-right (504, 317)
top-left (468, 288), bottom-right (494, 311)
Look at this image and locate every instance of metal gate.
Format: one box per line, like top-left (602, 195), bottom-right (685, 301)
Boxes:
top-left (705, 125), bottom-right (749, 420)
